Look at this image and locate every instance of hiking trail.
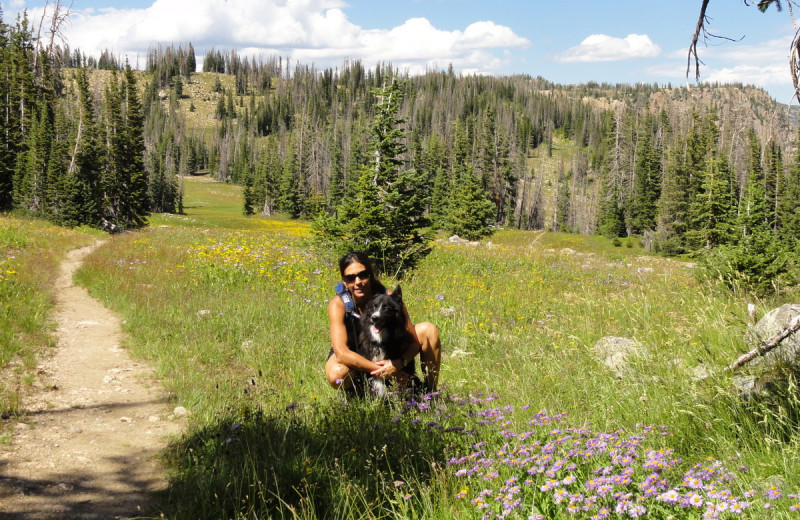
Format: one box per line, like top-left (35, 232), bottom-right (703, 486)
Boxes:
top-left (0, 241), bottom-right (183, 519)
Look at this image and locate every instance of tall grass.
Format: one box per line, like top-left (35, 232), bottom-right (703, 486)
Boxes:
top-left (72, 178), bottom-right (800, 519)
top-left (0, 215), bottom-right (100, 423)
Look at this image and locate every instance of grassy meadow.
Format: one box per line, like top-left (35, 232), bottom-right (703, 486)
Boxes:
top-left (5, 176), bottom-right (800, 518)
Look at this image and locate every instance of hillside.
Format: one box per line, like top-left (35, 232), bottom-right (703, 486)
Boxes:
top-left (7, 36), bottom-right (799, 255)
top-left (132, 68), bottom-right (795, 236)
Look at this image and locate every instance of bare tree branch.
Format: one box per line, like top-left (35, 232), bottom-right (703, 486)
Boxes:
top-left (48, 0), bottom-right (74, 60)
top-left (790, 28), bottom-right (800, 103)
top-left (688, 0), bottom-right (712, 84)
top-left (729, 312), bottom-right (800, 370)
top-left (787, 1), bottom-right (800, 103)
top-left (687, 0), bottom-right (745, 84)
top-left (695, 0), bottom-right (800, 103)
top-left (32, 0), bottom-right (74, 72)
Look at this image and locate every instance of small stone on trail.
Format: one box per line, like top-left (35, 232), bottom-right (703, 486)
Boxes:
top-left (120, 416), bottom-right (132, 423)
top-left (173, 406), bottom-right (188, 417)
top-left (148, 415), bottom-right (161, 422)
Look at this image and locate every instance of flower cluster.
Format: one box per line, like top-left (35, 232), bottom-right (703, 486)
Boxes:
top-left (0, 254), bottom-right (17, 284)
top-left (185, 231), bottom-right (329, 303)
top-left (115, 257), bottom-right (148, 270)
top-left (445, 405), bottom-right (798, 519)
top-left (0, 266), bottom-right (16, 283)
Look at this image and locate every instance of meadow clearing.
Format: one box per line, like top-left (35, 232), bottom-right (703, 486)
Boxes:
top-left (3, 176), bottom-right (800, 519)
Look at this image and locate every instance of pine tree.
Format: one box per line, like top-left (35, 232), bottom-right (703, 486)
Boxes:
top-left (214, 91), bottom-right (226, 119)
top-left (253, 137), bottom-right (280, 216)
top-left (654, 141), bottom-right (690, 254)
top-left (705, 138), bottom-right (789, 296)
top-left (61, 67), bottom-right (103, 227)
top-left (597, 181), bottom-right (626, 238)
top-left (687, 149), bottom-right (736, 248)
top-left (14, 93), bottom-right (53, 213)
top-left (186, 42), bottom-right (197, 74)
top-left (278, 139), bottom-right (302, 218)
top-left (778, 130), bottom-right (800, 245)
top-left (763, 137), bottom-right (782, 230)
top-left (327, 136), bottom-right (345, 212)
top-left (738, 129), bottom-right (767, 239)
top-left (313, 79), bottom-right (432, 277)
top-left (444, 165), bottom-right (495, 240)
top-left (0, 10), bottom-right (14, 209)
top-left (46, 102), bottom-right (71, 221)
top-left (431, 120), bottom-right (466, 228)
top-left (101, 67), bottom-right (149, 230)
top-left (429, 165), bottom-right (452, 229)
top-left (684, 108), bottom-right (711, 202)
top-left (101, 72), bottom-right (124, 228)
top-left (242, 166), bottom-right (255, 216)
top-left (629, 117), bottom-right (661, 234)
top-left (555, 162), bottom-right (571, 232)
top-left (6, 14), bottom-right (36, 211)
top-left (121, 64), bottom-right (149, 226)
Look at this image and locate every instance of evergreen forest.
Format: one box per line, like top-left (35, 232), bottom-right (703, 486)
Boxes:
top-left (2, 10), bottom-right (800, 293)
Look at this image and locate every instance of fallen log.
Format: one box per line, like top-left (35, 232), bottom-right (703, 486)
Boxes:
top-left (729, 313), bottom-right (800, 371)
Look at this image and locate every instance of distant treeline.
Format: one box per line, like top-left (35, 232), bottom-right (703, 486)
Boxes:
top-left (2, 10), bottom-right (799, 291)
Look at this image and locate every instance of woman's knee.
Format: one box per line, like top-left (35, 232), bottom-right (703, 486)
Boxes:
top-left (326, 359), bottom-right (351, 389)
top-left (416, 322), bottom-right (441, 353)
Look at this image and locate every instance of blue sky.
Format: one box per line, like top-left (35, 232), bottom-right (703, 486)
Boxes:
top-left (2, 0), bottom-right (796, 102)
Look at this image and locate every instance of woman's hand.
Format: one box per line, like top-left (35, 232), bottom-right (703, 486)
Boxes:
top-left (370, 359), bottom-right (403, 378)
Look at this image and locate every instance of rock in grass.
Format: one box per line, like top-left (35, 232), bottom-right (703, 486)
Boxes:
top-left (593, 336), bottom-right (645, 378)
top-left (734, 304), bottom-right (800, 399)
top-left (744, 304), bottom-right (800, 371)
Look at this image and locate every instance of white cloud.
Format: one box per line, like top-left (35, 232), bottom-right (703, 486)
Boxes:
top-left (705, 63), bottom-right (789, 86)
top-left (656, 37), bottom-right (793, 94)
top-left (459, 21), bottom-right (530, 49)
top-left (18, 0), bottom-right (528, 74)
top-left (702, 38), bottom-right (795, 99)
top-left (552, 34), bottom-right (661, 63)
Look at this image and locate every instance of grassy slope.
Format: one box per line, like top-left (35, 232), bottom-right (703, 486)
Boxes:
top-left (68, 177), bottom-right (800, 519)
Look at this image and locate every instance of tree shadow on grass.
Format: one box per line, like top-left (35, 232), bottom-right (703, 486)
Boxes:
top-left (154, 392), bottom-right (483, 519)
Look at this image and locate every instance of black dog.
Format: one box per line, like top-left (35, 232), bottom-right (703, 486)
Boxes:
top-left (357, 285), bottom-right (418, 397)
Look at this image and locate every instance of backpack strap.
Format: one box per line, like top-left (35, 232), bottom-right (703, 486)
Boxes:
top-left (335, 282), bottom-right (361, 353)
top-left (335, 282), bottom-right (360, 319)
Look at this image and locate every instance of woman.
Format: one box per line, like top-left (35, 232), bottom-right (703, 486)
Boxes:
top-left (325, 251), bottom-right (441, 394)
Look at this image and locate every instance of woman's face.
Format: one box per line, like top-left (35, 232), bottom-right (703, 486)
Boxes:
top-left (342, 261), bottom-right (371, 301)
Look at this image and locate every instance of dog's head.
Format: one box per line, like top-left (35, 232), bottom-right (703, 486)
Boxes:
top-left (362, 285), bottom-right (404, 342)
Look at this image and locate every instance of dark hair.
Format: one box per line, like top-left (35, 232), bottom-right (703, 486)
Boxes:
top-left (338, 251), bottom-right (386, 294)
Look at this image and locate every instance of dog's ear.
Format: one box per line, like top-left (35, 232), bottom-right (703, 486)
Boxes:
top-left (391, 284), bottom-right (402, 302)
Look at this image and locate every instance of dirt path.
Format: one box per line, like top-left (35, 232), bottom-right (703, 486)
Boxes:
top-left (0, 242), bottom-right (183, 519)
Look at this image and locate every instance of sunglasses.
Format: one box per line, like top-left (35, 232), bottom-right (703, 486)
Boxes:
top-left (343, 270), bottom-right (370, 283)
